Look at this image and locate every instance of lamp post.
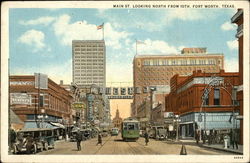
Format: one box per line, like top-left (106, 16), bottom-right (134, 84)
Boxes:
top-left (174, 115), bottom-right (181, 141)
top-left (149, 87), bottom-right (156, 125)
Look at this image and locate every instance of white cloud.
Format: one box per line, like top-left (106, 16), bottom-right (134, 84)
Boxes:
top-left (167, 9), bottom-right (205, 21)
top-left (19, 16), bottom-right (55, 26)
top-left (18, 29), bottom-right (45, 52)
top-left (224, 58), bottom-right (238, 72)
top-left (52, 14), bottom-right (132, 49)
top-left (221, 21), bottom-right (237, 31)
top-left (227, 40), bottom-right (238, 50)
top-left (11, 60), bottom-right (72, 84)
top-left (136, 39), bottom-right (180, 55)
top-left (106, 62), bottom-right (133, 83)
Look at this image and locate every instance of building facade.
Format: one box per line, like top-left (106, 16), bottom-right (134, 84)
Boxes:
top-left (231, 9), bottom-right (243, 145)
top-left (112, 109), bottom-right (122, 129)
top-left (76, 84), bottom-right (111, 128)
top-left (10, 75), bottom-right (73, 128)
top-left (72, 40), bottom-right (106, 87)
top-left (132, 48), bottom-right (224, 117)
top-left (60, 81), bottom-right (84, 125)
top-left (165, 70), bottom-right (240, 138)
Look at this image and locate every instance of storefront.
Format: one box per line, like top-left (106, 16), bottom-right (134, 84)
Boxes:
top-left (179, 112), bottom-right (240, 139)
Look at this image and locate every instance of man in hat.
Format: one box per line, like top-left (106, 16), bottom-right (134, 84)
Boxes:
top-left (144, 130), bottom-right (149, 146)
top-left (76, 130), bottom-right (82, 151)
top-left (96, 133), bottom-right (102, 146)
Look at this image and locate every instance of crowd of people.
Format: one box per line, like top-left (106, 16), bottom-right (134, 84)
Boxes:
top-left (195, 128), bottom-right (239, 149)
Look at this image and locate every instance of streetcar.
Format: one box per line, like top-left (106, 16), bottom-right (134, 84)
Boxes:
top-left (121, 117), bottom-right (140, 141)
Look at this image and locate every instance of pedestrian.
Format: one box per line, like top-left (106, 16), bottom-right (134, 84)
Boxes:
top-left (10, 128), bottom-right (17, 151)
top-left (195, 129), bottom-right (200, 144)
top-left (25, 134), bottom-right (34, 154)
top-left (76, 130), bottom-right (82, 151)
top-left (231, 129), bottom-right (239, 149)
top-left (96, 133), bottom-right (102, 146)
top-left (144, 131), bottom-right (149, 146)
top-left (208, 130), bottom-right (213, 145)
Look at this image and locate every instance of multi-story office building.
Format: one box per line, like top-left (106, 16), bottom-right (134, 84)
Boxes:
top-left (132, 48), bottom-right (224, 117)
top-left (231, 9), bottom-right (243, 144)
top-left (72, 40), bottom-right (106, 87)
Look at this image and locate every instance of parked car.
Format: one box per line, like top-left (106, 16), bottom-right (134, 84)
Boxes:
top-left (101, 130), bottom-right (109, 137)
top-left (13, 128), bottom-right (55, 154)
top-left (111, 128), bottom-right (119, 136)
top-left (156, 128), bottom-right (167, 140)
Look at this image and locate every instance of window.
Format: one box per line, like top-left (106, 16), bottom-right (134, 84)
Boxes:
top-left (143, 60), bottom-right (150, 66)
top-left (128, 87), bottom-right (134, 95)
top-left (113, 88), bottom-right (119, 95)
top-left (153, 60), bottom-right (159, 66)
top-left (27, 114), bottom-right (35, 120)
top-left (121, 88), bottom-right (126, 95)
top-left (39, 95), bottom-right (44, 107)
top-left (214, 88), bottom-right (220, 105)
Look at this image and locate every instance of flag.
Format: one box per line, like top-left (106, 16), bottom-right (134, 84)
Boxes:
top-left (137, 40), bottom-right (146, 45)
top-left (97, 23), bottom-right (104, 30)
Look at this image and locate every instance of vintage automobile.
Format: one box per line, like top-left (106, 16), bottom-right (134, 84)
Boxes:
top-left (155, 128), bottom-right (168, 140)
top-left (101, 129), bottom-right (109, 137)
top-left (111, 128), bottom-right (119, 136)
top-left (13, 128), bottom-right (55, 154)
top-left (149, 126), bottom-right (165, 139)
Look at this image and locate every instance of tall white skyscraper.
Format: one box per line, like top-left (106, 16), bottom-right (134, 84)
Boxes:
top-left (72, 40), bottom-right (106, 87)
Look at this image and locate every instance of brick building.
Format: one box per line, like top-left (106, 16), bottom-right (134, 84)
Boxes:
top-left (165, 70), bottom-right (240, 138)
top-left (132, 48), bottom-right (224, 118)
top-left (231, 8), bottom-right (243, 145)
top-left (10, 75), bottom-right (73, 128)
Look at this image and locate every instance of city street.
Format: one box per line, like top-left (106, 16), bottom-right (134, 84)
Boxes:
top-left (37, 135), bottom-right (231, 155)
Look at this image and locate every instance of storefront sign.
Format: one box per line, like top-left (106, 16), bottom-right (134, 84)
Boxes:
top-left (168, 125), bottom-right (174, 131)
top-left (72, 103), bottom-right (85, 109)
top-left (10, 81), bottom-right (34, 86)
top-left (35, 73), bottom-right (48, 89)
top-left (164, 112), bottom-right (174, 118)
top-left (10, 93), bottom-right (31, 105)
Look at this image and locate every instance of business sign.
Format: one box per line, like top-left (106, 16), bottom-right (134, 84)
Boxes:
top-left (10, 93), bottom-right (31, 105)
top-left (164, 112), bottom-right (174, 118)
top-left (72, 103), bottom-right (85, 109)
top-left (10, 81), bottom-right (34, 86)
top-left (168, 125), bottom-right (174, 131)
top-left (236, 115), bottom-right (243, 120)
top-left (35, 73), bottom-right (48, 89)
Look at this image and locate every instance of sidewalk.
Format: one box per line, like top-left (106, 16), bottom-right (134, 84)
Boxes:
top-left (166, 139), bottom-right (243, 154)
top-left (201, 143), bottom-right (243, 155)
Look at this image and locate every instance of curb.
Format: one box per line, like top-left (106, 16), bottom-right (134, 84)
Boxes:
top-left (201, 145), bottom-right (243, 154)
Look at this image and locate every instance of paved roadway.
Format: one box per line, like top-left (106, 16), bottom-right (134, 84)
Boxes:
top-left (37, 134), bottom-right (232, 155)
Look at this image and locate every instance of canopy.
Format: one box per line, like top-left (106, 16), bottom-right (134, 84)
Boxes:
top-left (50, 122), bottom-right (65, 129)
top-left (24, 121), bottom-right (58, 129)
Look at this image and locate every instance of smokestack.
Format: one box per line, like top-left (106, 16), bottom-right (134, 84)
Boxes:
top-left (60, 80), bottom-right (63, 85)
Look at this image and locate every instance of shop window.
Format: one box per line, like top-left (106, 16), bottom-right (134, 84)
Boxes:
top-left (214, 88), bottom-right (220, 105)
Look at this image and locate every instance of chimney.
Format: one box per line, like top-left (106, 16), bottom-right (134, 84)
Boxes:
top-left (60, 80), bottom-right (63, 85)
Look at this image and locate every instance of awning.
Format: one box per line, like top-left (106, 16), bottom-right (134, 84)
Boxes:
top-left (24, 121), bottom-right (58, 129)
top-left (179, 121), bottom-right (194, 125)
top-left (50, 122), bottom-right (65, 129)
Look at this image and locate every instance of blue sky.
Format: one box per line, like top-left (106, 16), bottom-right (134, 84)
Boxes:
top-left (9, 8), bottom-right (239, 84)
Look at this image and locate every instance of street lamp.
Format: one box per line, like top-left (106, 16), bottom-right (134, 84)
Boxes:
top-left (174, 115), bottom-right (181, 141)
top-left (149, 87), bottom-right (156, 125)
